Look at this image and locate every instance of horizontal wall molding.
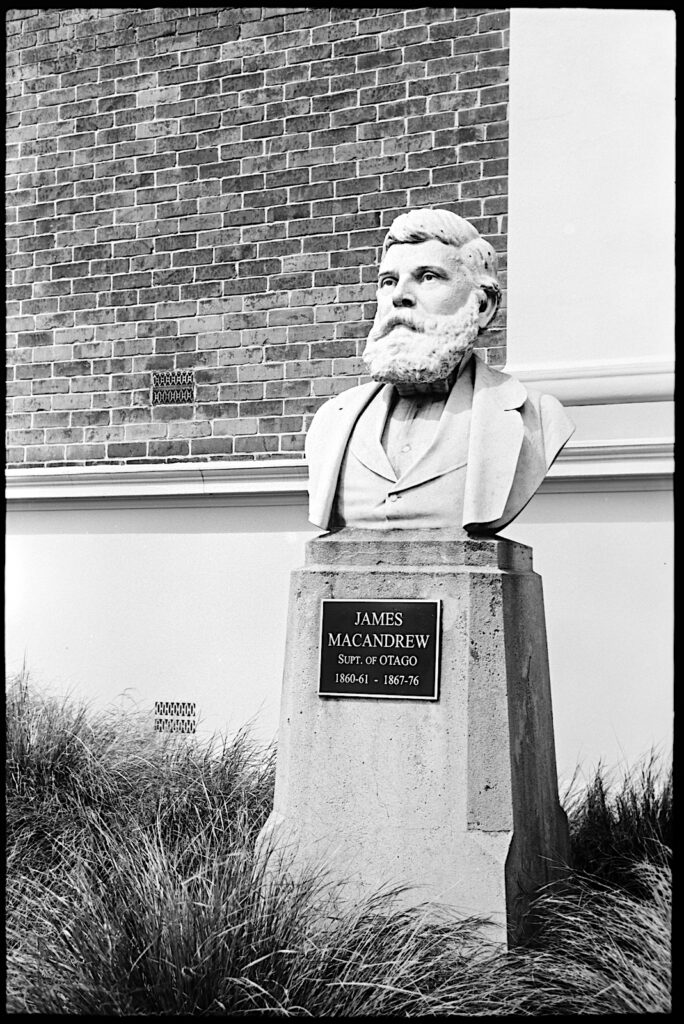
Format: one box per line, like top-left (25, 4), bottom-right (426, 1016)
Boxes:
top-left (5, 459), bottom-right (309, 510)
top-left (502, 358), bottom-right (674, 405)
top-left (6, 438), bottom-right (673, 509)
top-left (543, 438), bottom-right (673, 492)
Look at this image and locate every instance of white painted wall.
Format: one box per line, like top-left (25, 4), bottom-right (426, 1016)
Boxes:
top-left (507, 8), bottom-right (675, 371)
top-left (501, 7), bottom-right (674, 781)
top-left (6, 476), bottom-right (672, 784)
top-left (5, 501), bottom-right (316, 748)
top-left (501, 489), bottom-right (673, 783)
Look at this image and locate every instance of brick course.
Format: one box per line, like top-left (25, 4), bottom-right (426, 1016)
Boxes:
top-left (6, 7), bottom-right (509, 468)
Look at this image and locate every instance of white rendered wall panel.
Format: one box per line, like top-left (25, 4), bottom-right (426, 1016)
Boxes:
top-left (6, 488), bottom-right (672, 781)
top-left (502, 490), bottom-right (673, 783)
top-left (5, 503), bottom-right (316, 747)
top-left (507, 9), bottom-right (675, 370)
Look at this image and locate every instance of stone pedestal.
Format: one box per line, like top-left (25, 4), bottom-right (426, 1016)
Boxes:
top-left (258, 529), bottom-right (569, 945)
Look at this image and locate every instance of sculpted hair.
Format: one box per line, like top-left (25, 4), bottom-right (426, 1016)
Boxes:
top-left (383, 207), bottom-right (501, 311)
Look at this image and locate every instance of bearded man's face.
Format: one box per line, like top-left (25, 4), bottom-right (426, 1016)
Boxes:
top-left (362, 238), bottom-right (482, 385)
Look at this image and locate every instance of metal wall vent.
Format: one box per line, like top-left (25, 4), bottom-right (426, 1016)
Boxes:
top-left (152, 370), bottom-right (194, 405)
top-left (154, 700), bottom-right (197, 734)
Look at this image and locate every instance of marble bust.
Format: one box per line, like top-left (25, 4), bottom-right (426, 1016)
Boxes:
top-left (306, 208), bottom-right (574, 535)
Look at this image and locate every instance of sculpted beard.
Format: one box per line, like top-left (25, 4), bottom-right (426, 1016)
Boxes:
top-left (362, 291), bottom-right (481, 385)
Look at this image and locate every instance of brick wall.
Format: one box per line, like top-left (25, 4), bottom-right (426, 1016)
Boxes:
top-left (6, 7), bottom-right (509, 468)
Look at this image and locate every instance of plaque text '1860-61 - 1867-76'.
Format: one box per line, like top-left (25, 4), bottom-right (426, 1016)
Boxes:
top-left (319, 599), bottom-right (441, 700)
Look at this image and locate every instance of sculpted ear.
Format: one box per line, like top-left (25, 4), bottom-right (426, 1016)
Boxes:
top-left (476, 282), bottom-right (501, 330)
top-left (460, 238), bottom-right (501, 330)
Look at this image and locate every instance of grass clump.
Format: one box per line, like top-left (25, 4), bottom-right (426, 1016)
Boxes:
top-left (6, 671), bottom-right (273, 882)
top-left (564, 753), bottom-right (672, 895)
top-left (460, 858), bottom-right (671, 1014)
top-left (6, 671), bottom-right (672, 1015)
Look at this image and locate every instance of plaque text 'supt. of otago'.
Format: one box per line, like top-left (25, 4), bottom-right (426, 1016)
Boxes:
top-left (318, 599), bottom-right (441, 700)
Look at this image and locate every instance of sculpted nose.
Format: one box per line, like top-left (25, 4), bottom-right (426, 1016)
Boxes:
top-left (392, 278), bottom-right (416, 307)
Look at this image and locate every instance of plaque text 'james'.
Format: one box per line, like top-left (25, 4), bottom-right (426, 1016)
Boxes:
top-left (319, 599), bottom-right (441, 700)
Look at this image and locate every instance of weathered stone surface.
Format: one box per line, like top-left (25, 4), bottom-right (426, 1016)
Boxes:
top-left (258, 529), bottom-right (569, 945)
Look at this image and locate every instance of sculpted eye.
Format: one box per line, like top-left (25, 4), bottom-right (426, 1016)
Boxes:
top-left (379, 277), bottom-right (395, 288)
top-left (421, 272), bottom-right (438, 282)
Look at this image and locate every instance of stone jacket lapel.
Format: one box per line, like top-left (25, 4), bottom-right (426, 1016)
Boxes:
top-left (348, 377), bottom-right (472, 490)
top-left (462, 358), bottom-right (527, 529)
top-left (306, 380), bottom-right (384, 530)
top-left (391, 365), bottom-right (473, 492)
top-left (463, 359), bottom-right (575, 532)
top-left (347, 384), bottom-right (397, 483)
top-left (305, 355), bottom-right (574, 533)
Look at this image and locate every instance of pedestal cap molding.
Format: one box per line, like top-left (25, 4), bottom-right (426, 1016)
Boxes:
top-left (305, 530), bottom-right (534, 571)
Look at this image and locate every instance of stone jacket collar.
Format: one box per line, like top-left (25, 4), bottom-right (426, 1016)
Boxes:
top-left (305, 355), bottom-right (572, 534)
top-left (348, 364), bottom-right (472, 490)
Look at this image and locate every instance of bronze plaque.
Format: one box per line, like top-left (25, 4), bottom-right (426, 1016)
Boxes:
top-left (319, 599), bottom-right (440, 700)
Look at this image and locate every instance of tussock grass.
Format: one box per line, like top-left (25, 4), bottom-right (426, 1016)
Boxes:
top-left (6, 671), bottom-right (274, 879)
top-left (563, 752), bottom-right (672, 895)
top-left (458, 860), bottom-right (672, 1015)
top-left (6, 671), bottom-right (672, 1015)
